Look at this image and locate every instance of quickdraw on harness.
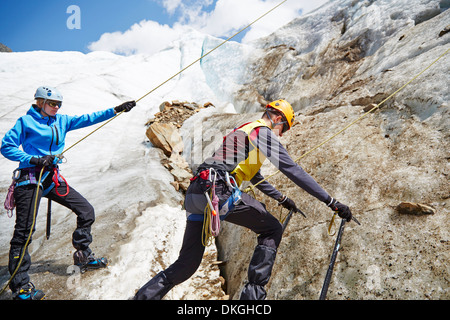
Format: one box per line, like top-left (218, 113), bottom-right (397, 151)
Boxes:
top-left (196, 168), bottom-right (242, 246)
top-left (3, 170), bottom-right (20, 218)
top-left (204, 169), bottom-right (220, 243)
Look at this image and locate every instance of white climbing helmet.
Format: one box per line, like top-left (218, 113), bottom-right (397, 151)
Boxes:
top-left (34, 86), bottom-right (63, 102)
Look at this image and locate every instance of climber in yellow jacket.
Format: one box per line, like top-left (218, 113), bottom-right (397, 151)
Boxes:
top-left (134, 99), bottom-right (352, 300)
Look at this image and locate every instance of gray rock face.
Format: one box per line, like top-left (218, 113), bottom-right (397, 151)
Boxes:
top-left (211, 0), bottom-right (449, 300)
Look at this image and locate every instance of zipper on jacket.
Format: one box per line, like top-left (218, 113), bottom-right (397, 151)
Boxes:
top-left (46, 117), bottom-right (59, 155)
top-left (49, 127), bottom-right (54, 155)
top-left (54, 126), bottom-right (59, 145)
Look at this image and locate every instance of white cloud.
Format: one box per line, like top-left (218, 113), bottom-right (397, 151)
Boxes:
top-left (88, 20), bottom-right (187, 55)
top-left (88, 0), bottom-right (329, 55)
top-left (160, 0), bottom-right (183, 14)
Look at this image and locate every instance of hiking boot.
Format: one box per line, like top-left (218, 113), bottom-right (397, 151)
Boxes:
top-left (13, 282), bottom-right (45, 300)
top-left (73, 250), bottom-right (108, 273)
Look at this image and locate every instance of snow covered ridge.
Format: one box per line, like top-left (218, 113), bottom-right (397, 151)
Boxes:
top-left (0, 0), bottom-right (449, 300)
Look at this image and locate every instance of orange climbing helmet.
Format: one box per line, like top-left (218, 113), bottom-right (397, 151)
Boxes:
top-left (266, 99), bottom-right (295, 132)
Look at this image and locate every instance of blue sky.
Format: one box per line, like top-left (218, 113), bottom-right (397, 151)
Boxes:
top-left (0, 0), bottom-right (173, 52)
top-left (0, 0), bottom-right (328, 54)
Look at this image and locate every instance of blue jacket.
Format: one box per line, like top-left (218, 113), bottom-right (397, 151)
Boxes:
top-left (1, 105), bottom-right (116, 169)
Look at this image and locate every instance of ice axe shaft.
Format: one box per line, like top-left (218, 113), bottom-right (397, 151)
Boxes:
top-left (282, 207), bottom-right (307, 233)
top-left (46, 199), bottom-right (52, 240)
top-left (319, 218), bottom-right (346, 300)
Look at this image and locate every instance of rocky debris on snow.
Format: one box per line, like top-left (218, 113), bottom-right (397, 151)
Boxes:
top-left (146, 100), bottom-right (215, 192)
top-left (146, 100), bottom-right (214, 128)
top-left (396, 202), bottom-right (436, 215)
top-left (146, 122), bottom-right (182, 157)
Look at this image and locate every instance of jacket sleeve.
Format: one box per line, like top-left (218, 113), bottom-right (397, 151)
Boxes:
top-left (254, 127), bottom-right (331, 204)
top-left (1, 118), bottom-right (33, 164)
top-left (65, 108), bottom-right (116, 131)
top-left (250, 171), bottom-right (283, 200)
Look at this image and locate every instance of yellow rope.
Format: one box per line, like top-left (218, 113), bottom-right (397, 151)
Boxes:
top-left (202, 203), bottom-right (213, 247)
top-left (244, 47), bottom-right (450, 194)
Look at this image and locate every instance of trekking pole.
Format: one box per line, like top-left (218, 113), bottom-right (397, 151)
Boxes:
top-left (319, 217), bottom-right (346, 300)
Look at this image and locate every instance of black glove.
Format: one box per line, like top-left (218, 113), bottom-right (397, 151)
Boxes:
top-left (114, 101), bottom-right (136, 113)
top-left (30, 155), bottom-right (55, 167)
top-left (278, 195), bottom-right (299, 212)
top-left (328, 198), bottom-right (352, 222)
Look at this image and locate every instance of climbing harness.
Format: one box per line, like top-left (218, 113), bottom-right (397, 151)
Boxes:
top-left (319, 217), bottom-right (347, 300)
top-left (3, 165), bottom-right (69, 215)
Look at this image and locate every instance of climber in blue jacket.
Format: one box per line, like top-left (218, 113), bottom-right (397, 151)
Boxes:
top-left (1, 86), bottom-right (135, 300)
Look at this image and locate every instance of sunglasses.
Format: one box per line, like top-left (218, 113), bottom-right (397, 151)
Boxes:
top-left (279, 120), bottom-right (289, 134)
top-left (47, 101), bottom-right (62, 108)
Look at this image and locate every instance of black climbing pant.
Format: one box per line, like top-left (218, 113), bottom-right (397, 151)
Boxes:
top-left (134, 177), bottom-right (282, 300)
top-left (8, 175), bottom-right (95, 292)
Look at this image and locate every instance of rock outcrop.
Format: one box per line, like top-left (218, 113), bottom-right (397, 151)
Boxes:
top-left (0, 43), bottom-right (12, 52)
top-left (146, 100), bottom-right (215, 192)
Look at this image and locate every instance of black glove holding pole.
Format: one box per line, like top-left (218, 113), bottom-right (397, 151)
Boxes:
top-left (278, 195), bottom-right (307, 219)
top-left (278, 195), bottom-right (297, 211)
top-left (327, 198), bottom-right (352, 222)
top-left (114, 101), bottom-right (136, 114)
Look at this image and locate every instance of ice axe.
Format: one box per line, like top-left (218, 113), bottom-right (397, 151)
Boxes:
top-left (282, 206), bottom-right (307, 234)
